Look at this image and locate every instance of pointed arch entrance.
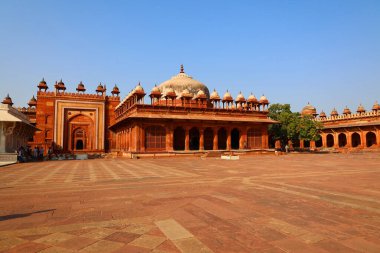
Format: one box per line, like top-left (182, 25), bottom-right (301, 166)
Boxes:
top-left (231, 128), bottom-right (240, 149)
top-left (351, 133), bottom-right (361, 147)
top-left (218, 128), bottom-right (227, 150)
top-left (66, 114), bottom-right (94, 151)
top-left (338, 133), bottom-right (347, 147)
top-left (189, 127), bottom-right (200, 150)
top-left (204, 128), bottom-right (214, 150)
top-left (366, 132), bottom-right (377, 147)
top-left (173, 127), bottom-right (185, 150)
top-left (326, 134), bottom-right (334, 147)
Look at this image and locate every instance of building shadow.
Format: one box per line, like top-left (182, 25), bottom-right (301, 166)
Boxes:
top-left (0, 209), bottom-right (56, 221)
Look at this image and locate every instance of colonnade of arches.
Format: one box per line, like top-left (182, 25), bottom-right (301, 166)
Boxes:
top-left (115, 124), bottom-right (266, 152)
top-left (316, 131), bottom-right (379, 149)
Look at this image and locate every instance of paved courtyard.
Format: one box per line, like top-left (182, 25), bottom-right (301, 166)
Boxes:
top-left (0, 153), bottom-right (380, 253)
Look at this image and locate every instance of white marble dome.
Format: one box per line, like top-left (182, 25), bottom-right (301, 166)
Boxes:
top-left (157, 65), bottom-right (210, 99)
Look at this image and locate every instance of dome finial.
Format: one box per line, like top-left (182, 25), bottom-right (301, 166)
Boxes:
top-left (180, 64), bottom-right (184, 73)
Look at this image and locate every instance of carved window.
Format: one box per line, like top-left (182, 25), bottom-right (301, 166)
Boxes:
top-left (145, 126), bottom-right (166, 150)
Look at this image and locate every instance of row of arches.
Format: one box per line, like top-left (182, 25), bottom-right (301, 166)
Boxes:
top-left (144, 125), bottom-right (263, 151)
top-left (324, 132), bottom-right (377, 148)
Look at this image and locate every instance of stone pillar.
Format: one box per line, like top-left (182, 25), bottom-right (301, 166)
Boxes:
top-left (166, 126), bottom-right (173, 151)
top-left (377, 129), bottom-right (380, 147)
top-left (310, 140), bottom-right (316, 149)
top-left (347, 132), bottom-right (352, 148)
top-left (129, 127), bottom-right (133, 151)
top-left (199, 128), bottom-right (204, 151)
top-left (262, 126), bottom-right (269, 149)
top-left (300, 139), bottom-right (304, 149)
top-left (333, 133), bottom-right (339, 148)
top-left (227, 128), bottom-right (231, 150)
top-left (361, 131), bottom-right (366, 148)
top-left (185, 127), bottom-right (189, 151)
top-left (240, 128), bottom-right (247, 149)
top-left (213, 128), bottom-right (218, 150)
top-left (140, 125), bottom-right (145, 152)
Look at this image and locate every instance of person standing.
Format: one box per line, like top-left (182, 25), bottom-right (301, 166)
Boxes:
top-left (39, 146), bottom-right (44, 161)
top-left (33, 146), bottom-right (38, 161)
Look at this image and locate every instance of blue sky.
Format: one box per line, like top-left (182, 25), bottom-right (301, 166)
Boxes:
top-left (0, 0), bottom-right (379, 113)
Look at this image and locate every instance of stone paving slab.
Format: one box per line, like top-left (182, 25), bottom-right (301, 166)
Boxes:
top-left (0, 153), bottom-right (379, 252)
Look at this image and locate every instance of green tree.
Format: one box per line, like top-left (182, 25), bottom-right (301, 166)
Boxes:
top-left (268, 103), bottom-right (322, 147)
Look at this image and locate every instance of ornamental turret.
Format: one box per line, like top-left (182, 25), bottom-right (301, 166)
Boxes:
top-left (111, 84), bottom-right (120, 96)
top-left (55, 79), bottom-right (66, 92)
top-left (96, 83), bottom-right (106, 95)
top-left (330, 108), bottom-right (338, 117)
top-left (37, 78), bottom-right (48, 91)
top-left (28, 95), bottom-right (37, 108)
top-left (356, 104), bottom-right (366, 114)
top-left (76, 81), bottom-right (86, 93)
top-left (342, 106), bottom-right (351, 116)
top-left (2, 94), bottom-right (13, 106)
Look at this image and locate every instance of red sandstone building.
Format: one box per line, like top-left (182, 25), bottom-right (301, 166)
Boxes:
top-left (301, 103), bottom-right (380, 150)
top-left (4, 66), bottom-right (275, 154)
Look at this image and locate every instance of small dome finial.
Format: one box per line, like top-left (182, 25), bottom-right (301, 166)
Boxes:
top-left (180, 64), bottom-right (184, 73)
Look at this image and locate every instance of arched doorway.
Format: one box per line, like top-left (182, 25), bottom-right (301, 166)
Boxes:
top-left (304, 140), bottom-right (310, 148)
top-left (145, 125), bottom-right (166, 151)
top-left (338, 133), bottom-right (347, 147)
top-left (247, 127), bottom-right (262, 149)
top-left (315, 135), bottom-right (322, 147)
top-left (173, 127), bottom-right (185, 150)
top-left (189, 127), bottom-right (200, 150)
top-left (73, 128), bottom-right (86, 150)
top-left (231, 128), bottom-right (240, 149)
top-left (351, 132), bottom-right (361, 147)
top-left (204, 128), bottom-right (214, 150)
top-left (366, 132), bottom-right (377, 147)
top-left (218, 128), bottom-right (227, 150)
top-left (76, 140), bottom-right (84, 150)
top-left (326, 134), bottom-right (334, 147)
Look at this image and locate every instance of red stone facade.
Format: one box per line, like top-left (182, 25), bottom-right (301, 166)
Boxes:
top-left (110, 66), bottom-right (275, 153)
top-left (18, 80), bottom-right (120, 153)
top-left (301, 103), bottom-right (380, 150)
top-left (14, 66), bottom-right (276, 154)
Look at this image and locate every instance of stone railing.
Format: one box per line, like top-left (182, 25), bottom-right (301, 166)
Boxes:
top-left (316, 111), bottom-right (380, 122)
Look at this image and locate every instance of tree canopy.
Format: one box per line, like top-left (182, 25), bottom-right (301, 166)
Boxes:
top-left (268, 103), bottom-right (322, 146)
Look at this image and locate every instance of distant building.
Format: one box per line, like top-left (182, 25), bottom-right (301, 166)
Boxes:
top-left (0, 96), bottom-right (36, 162)
top-left (301, 103), bottom-right (380, 149)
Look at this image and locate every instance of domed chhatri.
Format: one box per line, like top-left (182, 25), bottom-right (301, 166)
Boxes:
top-left (222, 90), bottom-right (233, 102)
top-left (38, 78), bottom-right (48, 91)
top-left (259, 95), bottom-right (269, 104)
top-left (111, 84), bottom-right (120, 96)
top-left (372, 101), bottom-right (380, 112)
top-left (235, 91), bottom-right (246, 103)
top-left (96, 82), bottom-right (106, 94)
top-left (342, 106), bottom-right (351, 115)
top-left (357, 104), bottom-right (366, 114)
top-left (133, 82), bottom-right (145, 95)
top-left (330, 108), bottom-right (338, 117)
top-left (319, 110), bottom-right (326, 118)
top-left (157, 65), bottom-right (210, 99)
top-left (2, 94), bottom-right (13, 106)
top-left (55, 79), bottom-right (66, 91)
top-left (301, 102), bottom-right (317, 117)
top-left (76, 81), bottom-right (86, 92)
top-left (28, 95), bottom-right (37, 107)
top-left (210, 89), bottom-right (220, 101)
top-left (149, 84), bottom-right (162, 99)
top-left (247, 93), bottom-right (258, 104)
